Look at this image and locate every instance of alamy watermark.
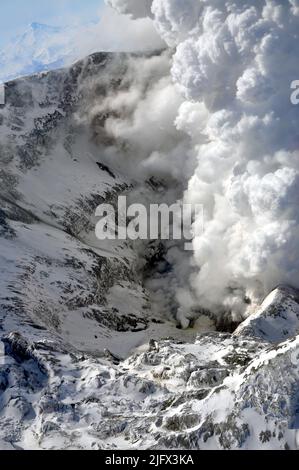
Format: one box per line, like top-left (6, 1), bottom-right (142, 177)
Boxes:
top-left (95, 196), bottom-right (204, 251)
top-left (290, 80), bottom-right (299, 105)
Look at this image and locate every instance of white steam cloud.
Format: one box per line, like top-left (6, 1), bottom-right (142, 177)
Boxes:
top-left (106, 0), bottom-right (153, 18)
top-left (105, 0), bottom-right (299, 325)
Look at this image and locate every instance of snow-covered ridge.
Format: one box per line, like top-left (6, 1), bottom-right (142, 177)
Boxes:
top-left (235, 286), bottom-right (299, 343)
top-left (2, 286), bottom-right (299, 450)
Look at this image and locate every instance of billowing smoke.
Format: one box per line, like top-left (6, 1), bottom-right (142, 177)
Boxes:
top-left (105, 0), bottom-right (153, 19)
top-left (104, 1), bottom-right (299, 326)
top-left (76, 51), bottom-right (192, 182)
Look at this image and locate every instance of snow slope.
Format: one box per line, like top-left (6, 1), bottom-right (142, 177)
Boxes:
top-left (0, 50), bottom-right (197, 359)
top-left (235, 286), bottom-right (299, 343)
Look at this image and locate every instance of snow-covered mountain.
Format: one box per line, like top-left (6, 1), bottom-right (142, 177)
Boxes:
top-left (0, 22), bottom-right (86, 84)
top-left (0, 12), bottom-right (165, 85)
top-left (1, 52), bottom-right (299, 450)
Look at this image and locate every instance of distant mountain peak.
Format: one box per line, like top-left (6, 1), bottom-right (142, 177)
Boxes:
top-left (28, 22), bottom-right (62, 33)
top-left (0, 22), bottom-right (71, 83)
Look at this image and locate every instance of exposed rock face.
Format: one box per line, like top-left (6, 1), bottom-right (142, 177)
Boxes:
top-left (0, 54), bottom-right (299, 450)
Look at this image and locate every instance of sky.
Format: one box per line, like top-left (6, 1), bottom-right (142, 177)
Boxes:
top-left (0, 0), bottom-right (104, 46)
